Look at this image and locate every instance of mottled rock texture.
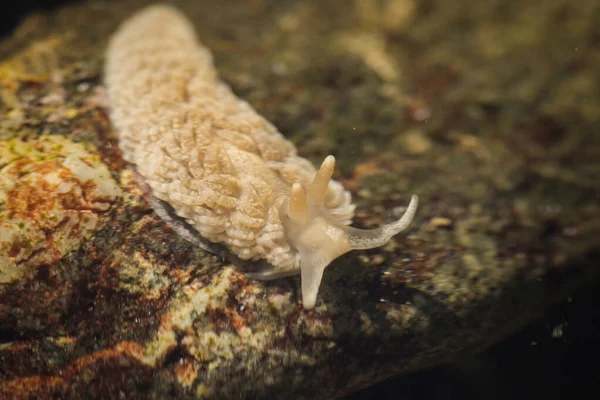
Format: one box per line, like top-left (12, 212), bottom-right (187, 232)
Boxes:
top-left (1, 0), bottom-right (599, 399)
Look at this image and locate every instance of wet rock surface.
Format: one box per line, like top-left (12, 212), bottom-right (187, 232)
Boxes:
top-left (1, 0), bottom-right (599, 398)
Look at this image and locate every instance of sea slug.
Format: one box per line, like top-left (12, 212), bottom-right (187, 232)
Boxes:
top-left (105, 4), bottom-right (418, 309)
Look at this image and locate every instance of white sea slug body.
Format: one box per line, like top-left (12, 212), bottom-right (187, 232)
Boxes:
top-left (105, 5), bottom-right (418, 309)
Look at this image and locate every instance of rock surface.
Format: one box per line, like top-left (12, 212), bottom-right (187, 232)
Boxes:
top-left (1, 0), bottom-right (599, 398)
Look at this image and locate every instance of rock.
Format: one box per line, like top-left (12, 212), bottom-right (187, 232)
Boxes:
top-left (1, 0), bottom-right (599, 399)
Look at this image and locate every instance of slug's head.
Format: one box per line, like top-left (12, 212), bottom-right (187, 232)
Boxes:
top-left (283, 155), bottom-right (419, 309)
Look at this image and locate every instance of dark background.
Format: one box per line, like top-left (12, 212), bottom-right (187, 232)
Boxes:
top-left (346, 280), bottom-right (600, 400)
top-left (2, 1), bottom-right (599, 399)
top-left (0, 0), bottom-right (82, 36)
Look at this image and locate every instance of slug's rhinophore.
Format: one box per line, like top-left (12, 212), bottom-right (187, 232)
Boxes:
top-left (105, 5), bottom-right (418, 309)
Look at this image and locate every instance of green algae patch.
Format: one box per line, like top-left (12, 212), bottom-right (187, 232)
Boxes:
top-left (0, 135), bottom-right (121, 285)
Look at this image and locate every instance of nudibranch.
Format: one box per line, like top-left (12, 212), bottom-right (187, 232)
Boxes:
top-left (105, 4), bottom-right (418, 309)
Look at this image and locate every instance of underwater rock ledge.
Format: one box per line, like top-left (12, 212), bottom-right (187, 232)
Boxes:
top-left (1, 0), bottom-right (599, 399)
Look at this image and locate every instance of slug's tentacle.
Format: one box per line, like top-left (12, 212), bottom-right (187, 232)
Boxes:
top-left (299, 249), bottom-right (329, 310)
top-left (283, 155), bottom-right (418, 309)
top-left (346, 194), bottom-right (418, 250)
top-left (306, 155), bottom-right (335, 206)
top-left (288, 183), bottom-right (309, 223)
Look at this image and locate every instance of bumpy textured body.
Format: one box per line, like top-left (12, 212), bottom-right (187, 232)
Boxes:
top-left (106, 6), bottom-right (354, 268)
top-left (106, 5), bottom-right (418, 309)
